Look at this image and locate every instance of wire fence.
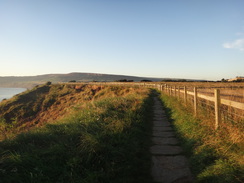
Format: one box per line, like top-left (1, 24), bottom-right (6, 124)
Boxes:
top-left (158, 84), bottom-right (244, 133)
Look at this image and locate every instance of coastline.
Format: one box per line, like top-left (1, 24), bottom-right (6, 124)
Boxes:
top-left (0, 87), bottom-right (27, 102)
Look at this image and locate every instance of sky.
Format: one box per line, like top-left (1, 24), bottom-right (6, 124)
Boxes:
top-left (0, 0), bottom-right (244, 80)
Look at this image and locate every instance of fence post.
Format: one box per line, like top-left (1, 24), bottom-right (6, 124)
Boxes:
top-left (178, 86), bottom-right (180, 99)
top-left (184, 86), bottom-right (187, 104)
top-left (194, 87), bottom-right (198, 116)
top-left (174, 86), bottom-right (176, 96)
top-left (215, 89), bottom-right (221, 130)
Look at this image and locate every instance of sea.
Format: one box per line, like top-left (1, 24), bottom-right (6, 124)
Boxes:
top-left (0, 88), bottom-right (27, 102)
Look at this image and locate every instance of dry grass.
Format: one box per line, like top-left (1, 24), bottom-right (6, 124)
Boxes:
top-left (0, 84), bottom-right (149, 140)
top-left (160, 81), bottom-right (244, 88)
top-left (0, 86), bottom-right (153, 182)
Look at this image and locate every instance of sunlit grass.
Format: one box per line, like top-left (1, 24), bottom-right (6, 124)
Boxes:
top-left (0, 86), bottom-right (153, 183)
top-left (159, 93), bottom-right (243, 182)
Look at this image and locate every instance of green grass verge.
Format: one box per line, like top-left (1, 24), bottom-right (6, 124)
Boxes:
top-left (159, 93), bottom-right (243, 183)
top-left (0, 91), bottom-right (154, 183)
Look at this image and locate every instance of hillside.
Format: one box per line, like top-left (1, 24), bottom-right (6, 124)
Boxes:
top-left (0, 83), bottom-right (149, 137)
top-left (0, 83), bottom-right (153, 182)
top-left (0, 72), bottom-right (163, 88)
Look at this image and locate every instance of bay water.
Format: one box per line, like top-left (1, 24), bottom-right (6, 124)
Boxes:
top-left (0, 88), bottom-right (27, 102)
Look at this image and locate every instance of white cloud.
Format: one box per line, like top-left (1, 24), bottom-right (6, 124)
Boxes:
top-left (223, 39), bottom-right (244, 51)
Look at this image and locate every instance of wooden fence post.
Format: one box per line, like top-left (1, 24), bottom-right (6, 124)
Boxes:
top-left (184, 86), bottom-right (187, 104)
top-left (174, 86), bottom-right (176, 97)
top-left (194, 87), bottom-right (198, 116)
top-left (215, 89), bottom-right (221, 130)
top-left (178, 86), bottom-right (180, 99)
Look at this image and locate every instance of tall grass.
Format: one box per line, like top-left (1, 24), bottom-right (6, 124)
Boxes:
top-left (0, 84), bottom-right (148, 140)
top-left (159, 92), bottom-right (244, 183)
top-left (0, 88), bottom-right (154, 183)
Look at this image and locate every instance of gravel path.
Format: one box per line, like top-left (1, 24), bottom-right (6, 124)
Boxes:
top-left (150, 96), bottom-right (193, 183)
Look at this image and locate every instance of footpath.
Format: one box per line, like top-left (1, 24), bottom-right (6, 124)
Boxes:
top-left (150, 95), bottom-right (193, 183)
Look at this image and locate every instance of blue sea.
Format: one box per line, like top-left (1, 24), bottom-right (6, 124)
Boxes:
top-left (0, 88), bottom-right (27, 102)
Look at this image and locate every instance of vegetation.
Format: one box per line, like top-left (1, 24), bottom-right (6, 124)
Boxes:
top-left (159, 92), bottom-right (244, 183)
top-left (160, 81), bottom-right (244, 88)
top-left (0, 84), bottom-right (153, 182)
top-left (115, 79), bottom-right (134, 82)
top-left (140, 80), bottom-right (152, 82)
top-left (1, 82), bottom-right (243, 182)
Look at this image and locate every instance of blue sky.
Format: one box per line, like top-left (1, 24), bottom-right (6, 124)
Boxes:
top-left (0, 0), bottom-right (244, 80)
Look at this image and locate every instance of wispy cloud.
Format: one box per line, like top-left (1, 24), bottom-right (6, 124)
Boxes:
top-left (223, 39), bottom-right (244, 51)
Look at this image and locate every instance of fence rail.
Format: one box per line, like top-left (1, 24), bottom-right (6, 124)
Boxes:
top-left (159, 84), bottom-right (243, 129)
top-left (164, 86), bottom-right (244, 110)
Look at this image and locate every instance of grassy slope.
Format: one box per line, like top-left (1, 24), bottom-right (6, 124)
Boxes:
top-left (0, 84), bottom-right (145, 139)
top-left (0, 85), bottom-right (154, 183)
top-left (159, 92), bottom-right (243, 183)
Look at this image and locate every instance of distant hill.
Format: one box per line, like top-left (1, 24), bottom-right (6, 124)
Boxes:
top-left (0, 72), bottom-right (164, 88)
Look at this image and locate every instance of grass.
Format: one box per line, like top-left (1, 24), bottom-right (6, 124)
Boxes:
top-left (0, 86), bottom-right (154, 183)
top-left (0, 84), bottom-right (147, 139)
top-left (159, 92), bottom-right (244, 183)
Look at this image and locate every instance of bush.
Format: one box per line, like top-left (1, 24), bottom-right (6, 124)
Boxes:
top-left (45, 81), bottom-right (52, 85)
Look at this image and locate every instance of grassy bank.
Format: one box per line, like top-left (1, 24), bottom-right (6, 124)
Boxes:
top-left (159, 92), bottom-right (243, 183)
top-left (0, 86), bottom-right (154, 183)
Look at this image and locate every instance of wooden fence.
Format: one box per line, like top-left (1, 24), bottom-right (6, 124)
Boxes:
top-left (156, 84), bottom-right (244, 130)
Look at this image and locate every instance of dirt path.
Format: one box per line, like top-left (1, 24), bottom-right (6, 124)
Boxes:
top-left (150, 96), bottom-right (193, 183)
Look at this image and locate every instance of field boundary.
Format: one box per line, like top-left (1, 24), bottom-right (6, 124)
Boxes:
top-left (156, 84), bottom-right (243, 130)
